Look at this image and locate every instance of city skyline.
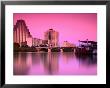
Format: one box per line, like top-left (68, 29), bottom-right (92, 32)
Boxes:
top-left (14, 13), bottom-right (97, 45)
top-left (13, 14), bottom-right (97, 75)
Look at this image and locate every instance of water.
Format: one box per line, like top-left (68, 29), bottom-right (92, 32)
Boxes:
top-left (13, 52), bottom-right (97, 75)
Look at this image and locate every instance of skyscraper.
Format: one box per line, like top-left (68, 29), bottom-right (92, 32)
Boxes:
top-left (14, 19), bottom-right (32, 46)
top-left (44, 29), bottom-right (59, 47)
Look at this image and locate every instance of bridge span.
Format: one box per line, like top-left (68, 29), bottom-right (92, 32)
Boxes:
top-left (35, 47), bottom-right (76, 52)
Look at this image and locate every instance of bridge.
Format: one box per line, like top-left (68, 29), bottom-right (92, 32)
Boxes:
top-left (35, 46), bottom-right (76, 53)
top-left (35, 46), bottom-right (60, 49)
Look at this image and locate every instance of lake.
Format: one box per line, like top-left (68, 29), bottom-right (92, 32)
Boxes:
top-left (13, 52), bottom-right (97, 75)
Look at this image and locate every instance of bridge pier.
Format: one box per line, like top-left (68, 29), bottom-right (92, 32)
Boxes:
top-left (74, 48), bottom-right (76, 53)
top-left (60, 48), bottom-right (63, 52)
top-left (37, 48), bottom-right (40, 52)
top-left (48, 48), bottom-right (51, 52)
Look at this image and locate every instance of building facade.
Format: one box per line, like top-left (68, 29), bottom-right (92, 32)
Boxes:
top-left (44, 29), bottom-right (59, 47)
top-left (14, 20), bottom-right (32, 46)
top-left (62, 41), bottom-right (76, 47)
top-left (32, 38), bottom-right (42, 46)
top-left (32, 38), bottom-right (48, 47)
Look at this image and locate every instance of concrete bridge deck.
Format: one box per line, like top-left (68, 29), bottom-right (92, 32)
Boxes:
top-left (35, 47), bottom-right (75, 49)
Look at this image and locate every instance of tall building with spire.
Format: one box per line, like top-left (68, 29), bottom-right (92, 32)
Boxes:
top-left (44, 29), bottom-right (59, 47)
top-left (14, 19), bottom-right (32, 46)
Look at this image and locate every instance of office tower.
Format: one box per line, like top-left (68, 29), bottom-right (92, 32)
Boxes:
top-left (44, 29), bottom-right (59, 47)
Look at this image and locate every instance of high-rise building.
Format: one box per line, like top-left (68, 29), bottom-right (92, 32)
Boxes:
top-left (14, 19), bottom-right (32, 46)
top-left (44, 29), bottom-right (59, 47)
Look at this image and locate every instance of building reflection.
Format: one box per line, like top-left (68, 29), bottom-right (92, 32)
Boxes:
top-left (75, 54), bottom-right (97, 66)
top-left (14, 52), bottom-right (97, 75)
top-left (13, 53), bottom-right (32, 75)
top-left (61, 52), bottom-right (75, 63)
top-left (42, 53), bottom-right (59, 75)
top-left (14, 52), bottom-right (59, 75)
top-left (31, 53), bottom-right (42, 65)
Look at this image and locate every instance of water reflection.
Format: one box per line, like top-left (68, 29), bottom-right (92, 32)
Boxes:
top-left (14, 52), bottom-right (97, 75)
top-left (42, 53), bottom-right (59, 75)
top-left (76, 54), bottom-right (97, 66)
top-left (14, 53), bottom-right (30, 75)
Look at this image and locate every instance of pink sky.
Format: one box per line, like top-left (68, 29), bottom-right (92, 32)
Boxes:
top-left (13, 13), bottom-right (97, 45)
